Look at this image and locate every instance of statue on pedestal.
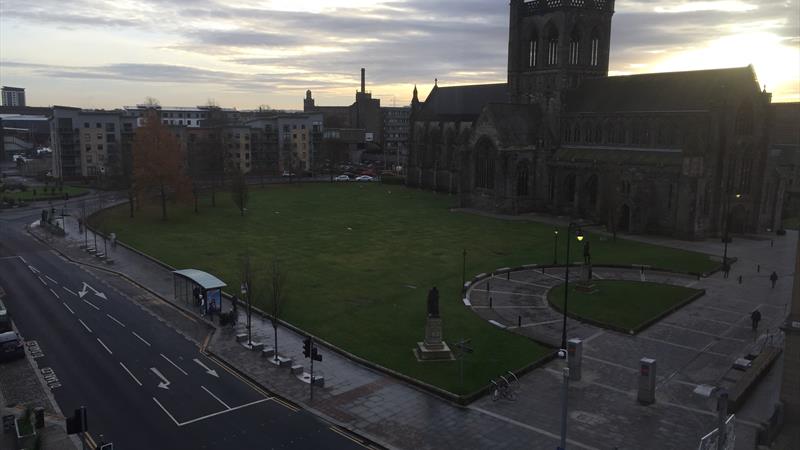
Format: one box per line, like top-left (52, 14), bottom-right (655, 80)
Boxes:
top-left (427, 287), bottom-right (440, 318)
top-left (414, 286), bottom-right (453, 361)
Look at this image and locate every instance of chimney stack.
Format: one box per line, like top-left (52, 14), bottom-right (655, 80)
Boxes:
top-left (361, 68), bottom-right (366, 93)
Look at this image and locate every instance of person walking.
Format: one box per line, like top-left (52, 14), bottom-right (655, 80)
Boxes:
top-left (750, 309), bottom-right (762, 331)
top-left (770, 271), bottom-right (778, 288)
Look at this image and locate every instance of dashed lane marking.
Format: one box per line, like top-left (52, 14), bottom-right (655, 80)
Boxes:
top-left (38, 276), bottom-right (47, 286)
top-left (19, 256), bottom-right (28, 264)
top-left (132, 331), bottom-right (151, 347)
top-left (97, 338), bottom-right (113, 355)
top-left (120, 362), bottom-right (142, 387)
top-left (45, 275), bottom-right (58, 285)
top-left (160, 354), bottom-right (188, 376)
top-left (202, 386), bottom-right (231, 409)
top-left (63, 303), bottom-right (75, 315)
top-left (82, 299), bottom-right (100, 311)
top-left (49, 288), bottom-right (60, 299)
top-left (106, 314), bottom-right (126, 328)
top-left (78, 319), bottom-right (93, 333)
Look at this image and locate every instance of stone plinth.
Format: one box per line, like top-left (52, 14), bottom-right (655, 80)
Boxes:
top-left (575, 263), bottom-right (598, 294)
top-left (414, 317), bottom-right (454, 361)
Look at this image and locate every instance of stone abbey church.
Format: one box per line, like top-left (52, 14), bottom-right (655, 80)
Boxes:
top-left (407, 0), bottom-right (784, 239)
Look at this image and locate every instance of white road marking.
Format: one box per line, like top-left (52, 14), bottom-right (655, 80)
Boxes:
top-left (97, 338), bottom-right (113, 355)
top-left (82, 299), bottom-right (100, 311)
top-left (106, 314), bottom-right (126, 328)
top-left (193, 358), bottom-right (219, 377)
top-left (78, 282), bottom-right (107, 300)
top-left (471, 289), bottom-right (542, 297)
top-left (19, 256), bottom-right (28, 264)
top-left (470, 405), bottom-right (599, 450)
top-left (582, 330), bottom-right (606, 344)
top-left (161, 354), bottom-right (188, 376)
top-left (63, 303), bottom-right (75, 315)
top-left (637, 336), bottom-right (729, 358)
top-left (78, 319), bottom-right (93, 333)
top-left (150, 367), bottom-right (171, 389)
top-left (202, 386), bottom-right (231, 410)
top-left (152, 397), bottom-right (180, 427)
top-left (38, 276), bottom-right (47, 286)
top-left (28, 265), bottom-right (39, 274)
top-left (500, 278), bottom-right (553, 288)
top-left (49, 288), bottom-right (60, 299)
top-left (508, 319), bottom-right (561, 329)
top-left (120, 362), bottom-right (142, 386)
top-left (177, 399), bottom-right (270, 427)
top-left (63, 287), bottom-right (77, 296)
top-left (45, 275), bottom-right (58, 285)
top-left (658, 322), bottom-right (746, 342)
top-left (132, 331), bottom-right (151, 347)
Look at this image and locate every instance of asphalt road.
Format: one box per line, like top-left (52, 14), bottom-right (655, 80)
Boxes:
top-left (0, 202), bottom-right (363, 449)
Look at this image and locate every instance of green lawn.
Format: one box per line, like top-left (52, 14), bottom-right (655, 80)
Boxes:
top-left (3, 185), bottom-right (88, 201)
top-left (783, 217), bottom-right (800, 230)
top-left (548, 280), bottom-right (703, 333)
top-left (92, 183), bottom-right (717, 395)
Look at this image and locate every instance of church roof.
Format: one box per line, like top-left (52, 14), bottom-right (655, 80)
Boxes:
top-left (481, 103), bottom-right (543, 147)
top-left (564, 66), bottom-right (759, 114)
top-left (420, 83), bottom-right (508, 121)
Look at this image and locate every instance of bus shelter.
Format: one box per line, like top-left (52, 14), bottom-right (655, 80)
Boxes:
top-left (173, 269), bottom-right (227, 314)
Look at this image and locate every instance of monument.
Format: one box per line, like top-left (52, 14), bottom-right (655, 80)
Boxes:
top-left (415, 287), bottom-right (454, 361)
top-left (576, 240), bottom-right (598, 294)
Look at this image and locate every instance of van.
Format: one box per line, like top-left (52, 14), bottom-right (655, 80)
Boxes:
top-left (0, 331), bottom-right (24, 362)
top-left (0, 299), bottom-right (10, 332)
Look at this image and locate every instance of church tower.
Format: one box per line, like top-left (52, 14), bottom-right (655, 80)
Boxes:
top-left (508, 0), bottom-right (614, 105)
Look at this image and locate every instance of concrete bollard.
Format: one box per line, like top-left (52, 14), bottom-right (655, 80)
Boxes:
top-left (638, 358), bottom-right (657, 405)
top-left (568, 339), bottom-right (583, 381)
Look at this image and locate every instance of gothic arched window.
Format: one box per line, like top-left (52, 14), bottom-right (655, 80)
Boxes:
top-left (569, 29), bottom-right (581, 65)
top-left (516, 161), bottom-right (530, 196)
top-left (528, 32), bottom-right (539, 68)
top-left (546, 24), bottom-right (559, 66)
top-left (475, 139), bottom-right (495, 189)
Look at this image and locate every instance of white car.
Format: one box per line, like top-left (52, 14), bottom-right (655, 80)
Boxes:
top-left (334, 175), bottom-right (350, 182)
top-left (355, 175), bottom-right (374, 182)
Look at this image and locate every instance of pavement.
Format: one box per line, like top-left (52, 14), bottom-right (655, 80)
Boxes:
top-left (13, 197), bottom-right (797, 450)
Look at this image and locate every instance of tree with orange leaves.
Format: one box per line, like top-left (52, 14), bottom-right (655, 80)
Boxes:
top-left (133, 110), bottom-right (190, 221)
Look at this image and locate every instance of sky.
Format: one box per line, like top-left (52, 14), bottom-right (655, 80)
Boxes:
top-left (1, 0), bottom-right (798, 110)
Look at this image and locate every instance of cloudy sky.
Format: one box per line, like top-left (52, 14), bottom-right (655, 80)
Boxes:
top-left (1, 0), bottom-right (798, 109)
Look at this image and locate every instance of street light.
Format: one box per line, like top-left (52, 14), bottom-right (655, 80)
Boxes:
top-left (722, 193), bottom-right (742, 270)
top-left (561, 223), bottom-right (584, 350)
top-left (553, 229), bottom-right (559, 265)
top-left (241, 281), bottom-right (251, 346)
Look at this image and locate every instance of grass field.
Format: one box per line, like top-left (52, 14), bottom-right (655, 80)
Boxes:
top-left (783, 217), bottom-right (799, 230)
top-left (4, 185), bottom-right (88, 201)
top-left (548, 280), bottom-right (703, 333)
top-left (92, 183), bottom-right (717, 394)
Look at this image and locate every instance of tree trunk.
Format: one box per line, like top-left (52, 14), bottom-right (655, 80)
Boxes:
top-left (160, 183), bottom-right (167, 221)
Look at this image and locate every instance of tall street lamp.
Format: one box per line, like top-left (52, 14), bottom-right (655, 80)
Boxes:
top-left (722, 193), bottom-right (742, 269)
top-left (561, 223), bottom-right (584, 350)
top-left (553, 229), bottom-right (559, 265)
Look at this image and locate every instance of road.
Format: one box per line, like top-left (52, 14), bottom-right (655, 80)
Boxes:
top-left (0, 197), bottom-right (364, 449)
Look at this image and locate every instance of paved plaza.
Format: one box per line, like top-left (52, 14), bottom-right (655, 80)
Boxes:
top-left (25, 204), bottom-right (796, 450)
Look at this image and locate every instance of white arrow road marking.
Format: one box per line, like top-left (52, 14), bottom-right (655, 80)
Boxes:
top-left (97, 338), bottom-right (113, 355)
top-left (132, 331), bottom-right (151, 347)
top-left (78, 319), bottom-right (93, 333)
top-left (202, 386), bottom-right (230, 409)
top-left (63, 303), bottom-right (75, 315)
top-left (150, 367), bottom-right (171, 389)
top-left (78, 282), bottom-right (107, 300)
top-left (82, 299), bottom-right (100, 311)
top-left (120, 362), bottom-right (142, 386)
top-left (193, 358), bottom-right (219, 378)
top-left (106, 314), bottom-right (126, 327)
top-left (160, 354), bottom-right (188, 376)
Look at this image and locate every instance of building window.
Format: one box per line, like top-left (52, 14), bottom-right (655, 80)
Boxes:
top-left (97, 133), bottom-right (102, 140)
top-left (548, 36), bottom-right (558, 65)
top-left (569, 33), bottom-right (580, 65)
top-left (528, 38), bottom-right (538, 68)
top-left (96, 123), bottom-right (101, 128)
top-left (97, 144), bottom-right (104, 150)
top-left (516, 162), bottom-right (530, 196)
top-left (590, 37), bottom-right (600, 66)
top-left (105, 123), bottom-right (115, 132)
top-left (84, 122), bottom-right (90, 128)
top-left (475, 142), bottom-right (495, 189)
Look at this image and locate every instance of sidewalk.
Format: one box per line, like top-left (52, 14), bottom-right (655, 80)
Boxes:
top-left (29, 209), bottom-right (797, 450)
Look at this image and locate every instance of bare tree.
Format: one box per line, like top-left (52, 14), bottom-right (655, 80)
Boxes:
top-left (143, 97), bottom-right (161, 107)
top-left (267, 259), bottom-right (287, 363)
top-left (230, 168), bottom-right (249, 216)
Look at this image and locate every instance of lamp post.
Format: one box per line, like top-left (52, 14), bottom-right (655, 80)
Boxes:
top-left (722, 193), bottom-right (742, 269)
top-left (241, 282), bottom-right (250, 346)
top-left (553, 229), bottom-right (559, 265)
top-left (561, 223), bottom-right (584, 350)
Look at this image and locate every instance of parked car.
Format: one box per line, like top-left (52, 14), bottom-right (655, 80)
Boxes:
top-left (281, 171), bottom-right (296, 177)
top-left (334, 175), bottom-right (350, 182)
top-left (0, 299), bottom-right (10, 332)
top-left (0, 331), bottom-right (24, 362)
top-left (355, 175), bottom-right (374, 182)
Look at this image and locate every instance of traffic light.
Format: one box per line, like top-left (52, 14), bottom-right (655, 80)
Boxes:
top-left (303, 338), bottom-right (311, 358)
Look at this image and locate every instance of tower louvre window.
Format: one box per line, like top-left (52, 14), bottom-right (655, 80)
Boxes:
top-left (548, 37), bottom-right (559, 65)
top-left (569, 38), bottom-right (580, 65)
top-left (529, 39), bottom-right (538, 68)
top-left (590, 37), bottom-right (600, 66)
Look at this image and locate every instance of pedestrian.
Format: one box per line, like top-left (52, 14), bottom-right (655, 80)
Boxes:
top-left (200, 296), bottom-right (206, 317)
top-left (750, 309), bottom-right (762, 331)
top-left (770, 271), bottom-right (778, 288)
